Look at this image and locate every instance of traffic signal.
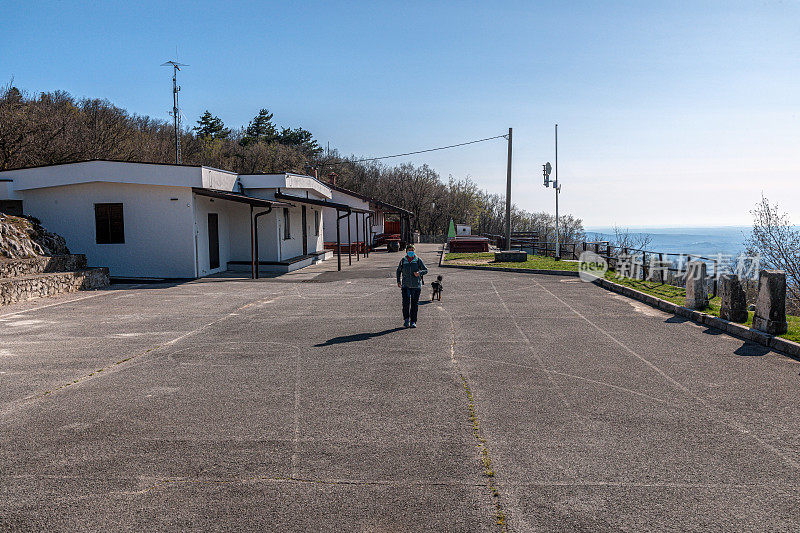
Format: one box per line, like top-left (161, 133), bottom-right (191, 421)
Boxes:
top-left (543, 162), bottom-right (552, 187)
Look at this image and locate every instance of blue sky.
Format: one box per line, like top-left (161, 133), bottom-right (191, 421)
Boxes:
top-left (2, 1), bottom-right (798, 226)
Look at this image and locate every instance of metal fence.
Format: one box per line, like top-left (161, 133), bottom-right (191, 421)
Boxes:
top-left (577, 241), bottom-right (726, 296)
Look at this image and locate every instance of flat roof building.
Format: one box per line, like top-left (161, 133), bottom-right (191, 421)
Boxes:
top-left (0, 161), bottom-right (344, 279)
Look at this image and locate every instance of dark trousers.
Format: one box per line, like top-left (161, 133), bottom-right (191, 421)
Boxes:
top-left (402, 287), bottom-right (421, 322)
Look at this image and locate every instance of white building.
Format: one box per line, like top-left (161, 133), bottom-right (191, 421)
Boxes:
top-left (0, 160), bottom-right (362, 279)
top-left (322, 182), bottom-right (414, 250)
top-left (456, 224), bottom-right (472, 236)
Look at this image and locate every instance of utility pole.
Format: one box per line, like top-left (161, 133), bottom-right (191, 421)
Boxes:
top-left (161, 60), bottom-right (187, 164)
top-left (504, 127), bottom-right (513, 250)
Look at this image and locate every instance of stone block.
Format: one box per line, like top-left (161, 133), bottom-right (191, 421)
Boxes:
top-left (752, 270), bottom-right (788, 335)
top-left (719, 274), bottom-right (748, 322)
top-left (494, 251), bottom-right (527, 263)
top-left (685, 261), bottom-right (708, 309)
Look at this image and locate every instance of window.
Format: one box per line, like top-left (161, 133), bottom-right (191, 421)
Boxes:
top-left (283, 208), bottom-right (291, 239)
top-left (95, 203), bottom-right (125, 244)
top-left (314, 210), bottom-right (320, 236)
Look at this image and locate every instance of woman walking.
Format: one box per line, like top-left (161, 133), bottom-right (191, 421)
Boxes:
top-left (396, 244), bottom-right (428, 328)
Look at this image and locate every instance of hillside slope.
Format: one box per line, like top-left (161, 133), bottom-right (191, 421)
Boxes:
top-left (0, 213), bottom-right (70, 259)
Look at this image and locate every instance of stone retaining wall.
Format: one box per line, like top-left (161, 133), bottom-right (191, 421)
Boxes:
top-left (0, 254), bottom-right (87, 278)
top-left (0, 268), bottom-right (110, 306)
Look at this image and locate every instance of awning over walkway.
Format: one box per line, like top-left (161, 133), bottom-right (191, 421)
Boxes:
top-left (274, 190), bottom-right (371, 214)
top-left (372, 198), bottom-right (412, 217)
top-left (192, 187), bottom-right (293, 208)
top-left (274, 190), bottom-right (373, 271)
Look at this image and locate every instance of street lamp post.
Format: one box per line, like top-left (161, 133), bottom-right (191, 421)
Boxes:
top-left (543, 124), bottom-right (562, 260)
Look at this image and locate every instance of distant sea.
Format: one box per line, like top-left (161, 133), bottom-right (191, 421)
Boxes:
top-left (584, 226), bottom-right (750, 258)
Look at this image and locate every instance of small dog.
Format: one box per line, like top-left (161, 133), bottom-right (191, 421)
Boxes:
top-left (431, 275), bottom-right (443, 301)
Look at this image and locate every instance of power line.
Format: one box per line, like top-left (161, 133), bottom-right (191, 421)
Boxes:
top-left (317, 133), bottom-right (508, 167)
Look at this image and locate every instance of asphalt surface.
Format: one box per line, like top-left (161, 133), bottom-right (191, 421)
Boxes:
top-left (1, 244), bottom-right (799, 531)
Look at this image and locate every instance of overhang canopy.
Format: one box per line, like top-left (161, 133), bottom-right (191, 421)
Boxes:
top-left (327, 182), bottom-right (413, 217)
top-left (372, 199), bottom-right (413, 217)
top-left (192, 187), bottom-right (292, 208)
top-left (274, 191), bottom-right (371, 214)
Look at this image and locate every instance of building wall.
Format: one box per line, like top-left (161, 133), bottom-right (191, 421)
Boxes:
top-left (372, 209), bottom-right (385, 235)
top-left (323, 191), bottom-right (370, 244)
top-left (246, 188), bottom-right (326, 261)
top-left (275, 204), bottom-right (324, 260)
top-left (5, 160), bottom-right (206, 190)
top-left (192, 194), bottom-right (256, 277)
top-left (21, 182), bottom-right (197, 278)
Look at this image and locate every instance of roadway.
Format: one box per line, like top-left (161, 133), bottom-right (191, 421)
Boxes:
top-left (1, 244), bottom-right (798, 531)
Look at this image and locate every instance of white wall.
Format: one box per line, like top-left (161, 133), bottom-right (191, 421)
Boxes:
top-left (0, 181), bottom-right (20, 200)
top-left (323, 190), bottom-right (371, 245)
top-left (275, 204), bottom-right (323, 260)
top-left (3, 161), bottom-right (206, 191)
top-left (201, 167), bottom-right (239, 191)
top-left (372, 209), bottom-right (385, 235)
top-left (21, 182), bottom-right (197, 278)
top-left (193, 194), bottom-right (255, 277)
top-left (239, 173), bottom-right (332, 199)
top-left (246, 187), bottom-right (326, 261)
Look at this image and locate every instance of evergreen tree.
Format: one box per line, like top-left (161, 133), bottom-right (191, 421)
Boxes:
top-left (193, 110), bottom-right (230, 139)
top-left (240, 108), bottom-right (277, 146)
top-left (277, 126), bottom-right (322, 156)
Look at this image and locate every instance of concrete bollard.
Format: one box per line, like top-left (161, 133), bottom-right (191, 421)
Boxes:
top-left (719, 274), bottom-right (748, 322)
top-left (685, 261), bottom-right (708, 309)
top-left (494, 251), bottom-right (527, 263)
top-left (752, 270), bottom-right (788, 335)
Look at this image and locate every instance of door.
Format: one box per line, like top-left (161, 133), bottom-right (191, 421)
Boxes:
top-left (301, 206), bottom-right (308, 256)
top-left (208, 213), bottom-right (220, 269)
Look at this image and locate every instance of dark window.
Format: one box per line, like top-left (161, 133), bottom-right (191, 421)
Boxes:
top-left (314, 210), bottom-right (320, 236)
top-left (95, 203), bottom-right (125, 244)
top-left (283, 208), bottom-right (291, 240)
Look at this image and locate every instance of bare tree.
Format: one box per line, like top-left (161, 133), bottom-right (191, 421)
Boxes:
top-left (745, 196), bottom-right (800, 303)
top-left (610, 225), bottom-right (652, 251)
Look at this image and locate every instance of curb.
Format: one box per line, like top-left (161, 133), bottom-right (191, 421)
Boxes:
top-left (590, 276), bottom-right (800, 359)
top-left (439, 251), bottom-right (579, 277)
top-left (440, 262), bottom-right (580, 277)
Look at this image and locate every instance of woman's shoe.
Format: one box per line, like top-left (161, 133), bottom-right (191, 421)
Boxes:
top-left (410, 322), bottom-right (417, 328)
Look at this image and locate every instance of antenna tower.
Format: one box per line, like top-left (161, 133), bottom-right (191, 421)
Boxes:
top-left (161, 60), bottom-right (188, 164)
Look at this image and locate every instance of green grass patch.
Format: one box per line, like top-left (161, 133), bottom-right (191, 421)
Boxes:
top-left (605, 271), bottom-right (800, 342)
top-left (444, 252), bottom-right (495, 261)
top-left (444, 252), bottom-right (580, 271)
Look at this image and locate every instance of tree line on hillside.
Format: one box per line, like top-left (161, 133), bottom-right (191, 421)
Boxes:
top-left (0, 83), bottom-right (584, 242)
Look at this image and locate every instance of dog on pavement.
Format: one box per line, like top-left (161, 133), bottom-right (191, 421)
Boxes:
top-left (431, 275), bottom-right (443, 301)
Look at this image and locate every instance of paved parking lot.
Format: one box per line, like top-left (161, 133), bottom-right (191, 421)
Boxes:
top-left (2, 244), bottom-right (799, 531)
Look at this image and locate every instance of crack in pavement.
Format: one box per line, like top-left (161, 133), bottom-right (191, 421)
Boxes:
top-left (0, 290), bottom-right (292, 420)
top-left (440, 304), bottom-right (509, 531)
top-left (530, 276), bottom-right (800, 472)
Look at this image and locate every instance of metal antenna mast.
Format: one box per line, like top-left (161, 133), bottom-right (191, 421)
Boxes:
top-left (161, 60), bottom-right (188, 164)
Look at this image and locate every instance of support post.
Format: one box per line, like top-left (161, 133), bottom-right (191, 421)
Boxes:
top-left (347, 210), bottom-right (352, 266)
top-left (356, 212), bottom-right (360, 261)
top-left (253, 208), bottom-right (273, 280)
top-left (504, 127), bottom-right (513, 251)
top-left (336, 209), bottom-right (342, 271)
top-left (250, 205), bottom-right (255, 280)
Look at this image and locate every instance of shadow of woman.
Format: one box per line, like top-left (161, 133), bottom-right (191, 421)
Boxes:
top-left (314, 327), bottom-right (406, 347)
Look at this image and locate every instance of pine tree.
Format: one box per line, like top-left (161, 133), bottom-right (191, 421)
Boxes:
top-left (277, 127), bottom-right (322, 156)
top-left (240, 108), bottom-right (277, 146)
top-left (193, 110), bottom-right (230, 140)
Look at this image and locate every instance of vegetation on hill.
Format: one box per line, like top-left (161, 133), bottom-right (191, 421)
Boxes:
top-left (0, 83), bottom-right (584, 241)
